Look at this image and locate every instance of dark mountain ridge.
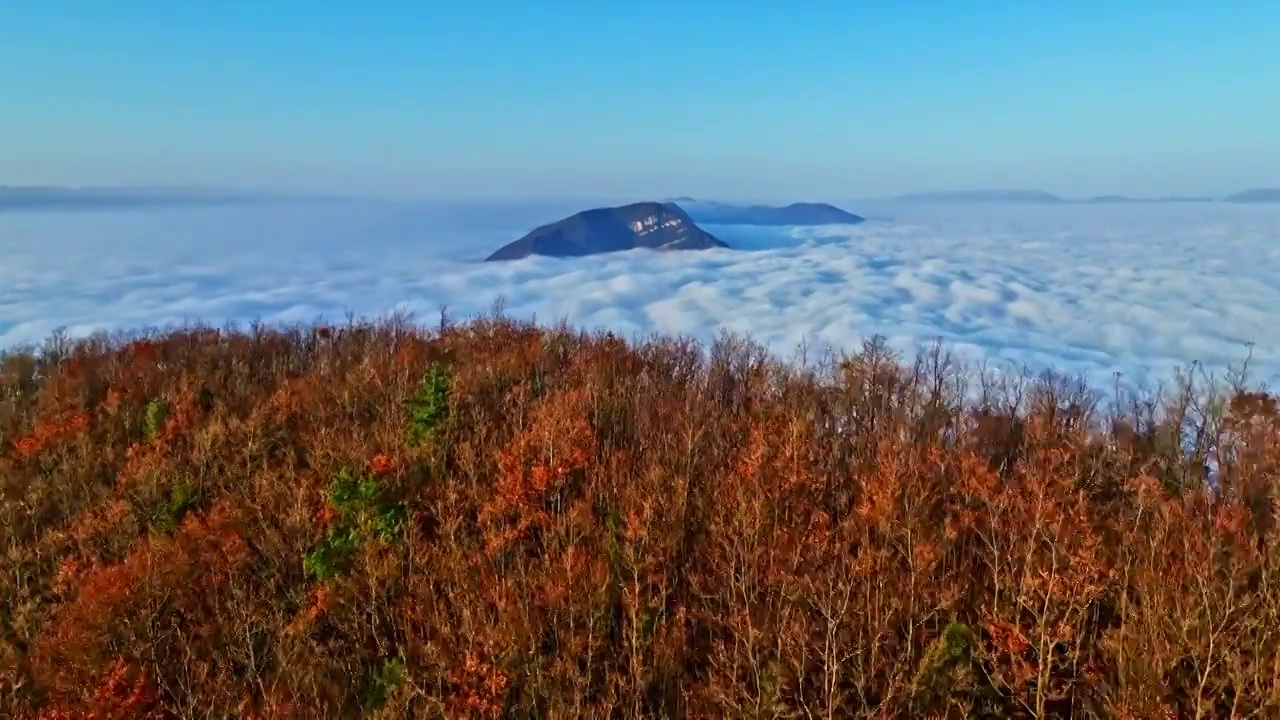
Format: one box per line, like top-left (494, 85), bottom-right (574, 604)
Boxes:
top-left (671, 199), bottom-right (864, 226)
top-left (1225, 188), bottom-right (1280, 203)
top-left (485, 202), bottom-right (728, 261)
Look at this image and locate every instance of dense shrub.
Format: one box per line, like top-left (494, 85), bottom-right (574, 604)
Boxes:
top-left (1, 314), bottom-right (1277, 718)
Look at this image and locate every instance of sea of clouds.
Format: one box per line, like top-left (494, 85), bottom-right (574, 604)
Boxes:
top-left (2, 199), bottom-right (1279, 391)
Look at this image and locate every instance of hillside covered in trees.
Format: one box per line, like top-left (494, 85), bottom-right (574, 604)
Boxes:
top-left (2, 315), bottom-right (1278, 718)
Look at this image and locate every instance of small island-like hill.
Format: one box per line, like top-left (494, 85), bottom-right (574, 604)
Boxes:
top-left (671, 199), bottom-right (865, 226)
top-left (485, 202), bottom-right (728, 261)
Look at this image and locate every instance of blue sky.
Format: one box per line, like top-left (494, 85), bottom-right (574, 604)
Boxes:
top-left (3, 2), bottom-right (1277, 200)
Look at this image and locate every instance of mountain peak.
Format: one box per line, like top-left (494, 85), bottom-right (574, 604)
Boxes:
top-left (485, 202), bottom-right (728, 261)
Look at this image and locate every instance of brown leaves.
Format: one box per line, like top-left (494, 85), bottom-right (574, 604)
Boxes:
top-left (481, 386), bottom-right (597, 556)
top-left (116, 387), bottom-right (200, 487)
top-left (369, 452), bottom-right (397, 478)
top-left (32, 500), bottom-right (252, 702)
top-left (6, 320), bottom-right (1280, 717)
top-left (446, 651), bottom-right (509, 718)
top-left (34, 658), bottom-right (163, 720)
top-left (8, 409), bottom-right (89, 462)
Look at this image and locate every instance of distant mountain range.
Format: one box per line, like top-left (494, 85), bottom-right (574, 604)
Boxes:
top-left (894, 188), bottom-right (1275, 204)
top-left (1224, 188), bottom-right (1280, 203)
top-left (5, 185), bottom-right (1278, 220)
top-left (485, 202), bottom-right (728, 261)
top-left (1086, 195), bottom-right (1213, 203)
top-left (0, 186), bottom-right (346, 211)
top-left (668, 198), bottom-right (865, 226)
top-left (895, 189), bottom-right (1065, 203)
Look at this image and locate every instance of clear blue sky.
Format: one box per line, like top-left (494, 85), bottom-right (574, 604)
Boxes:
top-left (3, 2), bottom-right (1277, 200)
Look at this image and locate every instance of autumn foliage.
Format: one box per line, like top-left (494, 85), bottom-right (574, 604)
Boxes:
top-left (2, 315), bottom-right (1279, 718)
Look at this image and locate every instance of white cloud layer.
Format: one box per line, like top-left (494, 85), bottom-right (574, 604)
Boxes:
top-left (3, 200), bottom-right (1279, 391)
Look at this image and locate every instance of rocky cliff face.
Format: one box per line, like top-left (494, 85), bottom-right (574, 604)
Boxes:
top-left (485, 202), bottom-right (728, 261)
